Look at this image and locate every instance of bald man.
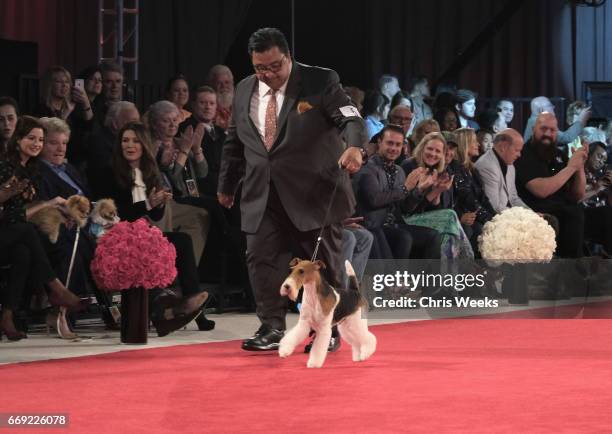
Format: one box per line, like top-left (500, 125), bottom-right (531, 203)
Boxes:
top-left (523, 96), bottom-right (590, 144)
top-left (474, 128), bottom-right (529, 213)
top-left (515, 113), bottom-right (587, 257)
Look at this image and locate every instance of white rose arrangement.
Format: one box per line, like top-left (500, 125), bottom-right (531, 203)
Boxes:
top-left (478, 207), bottom-right (556, 265)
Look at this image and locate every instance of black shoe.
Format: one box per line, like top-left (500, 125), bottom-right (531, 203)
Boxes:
top-left (241, 325), bottom-right (284, 351)
top-left (304, 335), bottom-right (341, 353)
top-left (195, 314), bottom-right (215, 331)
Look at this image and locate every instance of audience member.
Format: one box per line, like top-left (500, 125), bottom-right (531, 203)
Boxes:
top-left (104, 122), bottom-right (214, 333)
top-left (379, 74), bottom-right (401, 103)
top-left (408, 76), bottom-right (433, 131)
top-left (497, 99), bottom-right (515, 125)
top-left (78, 66), bottom-right (103, 107)
top-left (582, 141), bottom-right (612, 255)
top-left (433, 107), bottom-right (459, 132)
top-left (363, 90), bottom-right (389, 140)
top-left (387, 105), bottom-right (413, 161)
top-left (166, 75), bottom-right (192, 123)
top-left (88, 101), bottom-right (140, 199)
top-left (452, 127), bottom-right (496, 255)
top-left (341, 218), bottom-right (374, 286)
top-left (476, 129), bottom-right (494, 155)
top-left (515, 112), bottom-right (587, 257)
top-left (566, 100), bottom-right (588, 127)
top-left (93, 61), bottom-right (124, 125)
top-left (523, 96), bottom-right (590, 144)
top-left (474, 128), bottom-right (529, 213)
top-left (454, 89), bottom-right (479, 129)
top-left (355, 124), bottom-right (441, 259)
top-left (409, 118), bottom-right (440, 153)
top-left (0, 96), bottom-right (18, 155)
top-left (207, 64), bottom-right (234, 130)
top-left (390, 90), bottom-right (412, 111)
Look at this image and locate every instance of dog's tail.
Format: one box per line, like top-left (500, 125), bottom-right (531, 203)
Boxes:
top-left (345, 260), bottom-right (359, 292)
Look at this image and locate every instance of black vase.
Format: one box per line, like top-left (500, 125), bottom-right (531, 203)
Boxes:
top-left (502, 264), bottom-right (529, 305)
top-left (120, 287), bottom-right (149, 344)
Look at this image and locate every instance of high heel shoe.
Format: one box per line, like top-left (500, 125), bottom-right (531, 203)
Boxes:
top-left (47, 279), bottom-right (91, 312)
top-left (46, 308), bottom-right (78, 339)
top-left (195, 313), bottom-right (215, 331)
top-left (152, 291), bottom-right (209, 337)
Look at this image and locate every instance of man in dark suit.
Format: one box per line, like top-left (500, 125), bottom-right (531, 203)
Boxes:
top-left (218, 27), bottom-right (367, 351)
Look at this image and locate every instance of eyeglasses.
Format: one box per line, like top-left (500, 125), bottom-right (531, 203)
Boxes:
top-left (253, 56), bottom-right (286, 74)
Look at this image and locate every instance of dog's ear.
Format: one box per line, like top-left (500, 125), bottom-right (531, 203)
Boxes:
top-left (314, 260), bottom-right (327, 270)
top-left (289, 257), bottom-right (301, 268)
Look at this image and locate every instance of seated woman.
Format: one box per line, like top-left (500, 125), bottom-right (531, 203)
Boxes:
top-left (0, 116), bottom-right (89, 340)
top-left (433, 107), bottom-right (459, 132)
top-left (166, 75), bottom-right (192, 123)
top-left (401, 132), bottom-right (473, 259)
top-left (582, 141), bottom-right (612, 255)
top-left (104, 121), bottom-right (214, 333)
top-left (37, 117), bottom-right (118, 332)
top-left (146, 100), bottom-right (210, 266)
top-left (408, 119), bottom-right (440, 156)
top-left (452, 128), bottom-right (496, 256)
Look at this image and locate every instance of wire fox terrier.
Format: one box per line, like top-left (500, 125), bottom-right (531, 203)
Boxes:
top-left (279, 258), bottom-right (377, 368)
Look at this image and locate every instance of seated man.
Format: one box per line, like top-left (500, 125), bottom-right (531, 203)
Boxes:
top-left (355, 124), bottom-right (441, 260)
top-left (474, 128), bottom-right (529, 213)
top-left (514, 113), bottom-right (587, 257)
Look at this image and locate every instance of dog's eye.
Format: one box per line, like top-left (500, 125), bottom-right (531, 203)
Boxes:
top-left (299, 269), bottom-right (304, 274)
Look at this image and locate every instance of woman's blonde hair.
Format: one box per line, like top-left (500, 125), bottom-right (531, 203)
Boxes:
top-left (412, 131), bottom-right (447, 173)
top-left (40, 66), bottom-right (72, 115)
top-left (454, 127), bottom-right (477, 170)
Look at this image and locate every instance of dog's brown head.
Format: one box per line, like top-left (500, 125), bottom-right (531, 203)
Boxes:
top-left (65, 195), bottom-right (91, 227)
top-left (93, 198), bottom-right (119, 225)
top-left (280, 258), bottom-right (326, 301)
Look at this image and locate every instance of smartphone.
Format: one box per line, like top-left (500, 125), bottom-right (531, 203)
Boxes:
top-left (567, 137), bottom-right (582, 158)
top-left (74, 79), bottom-right (85, 91)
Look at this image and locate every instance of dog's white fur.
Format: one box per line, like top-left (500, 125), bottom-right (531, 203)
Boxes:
top-left (278, 260), bottom-right (376, 368)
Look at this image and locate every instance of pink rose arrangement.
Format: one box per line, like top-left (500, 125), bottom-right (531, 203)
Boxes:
top-left (91, 218), bottom-right (177, 290)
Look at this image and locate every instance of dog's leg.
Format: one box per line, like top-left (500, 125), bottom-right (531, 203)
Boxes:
top-left (278, 319), bottom-right (310, 358)
top-left (338, 321), bottom-right (360, 362)
top-left (343, 309), bottom-right (376, 362)
top-left (307, 325), bottom-right (332, 368)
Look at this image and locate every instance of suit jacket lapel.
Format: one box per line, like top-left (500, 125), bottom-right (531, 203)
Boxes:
top-left (272, 62), bottom-right (301, 149)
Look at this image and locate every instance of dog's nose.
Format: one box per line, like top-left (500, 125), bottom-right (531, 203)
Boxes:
top-left (283, 284), bottom-right (290, 290)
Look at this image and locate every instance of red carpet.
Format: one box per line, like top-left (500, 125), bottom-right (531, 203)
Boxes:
top-left (2, 318), bottom-right (612, 433)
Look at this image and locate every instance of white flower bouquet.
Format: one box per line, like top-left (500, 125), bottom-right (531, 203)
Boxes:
top-left (478, 207), bottom-right (556, 265)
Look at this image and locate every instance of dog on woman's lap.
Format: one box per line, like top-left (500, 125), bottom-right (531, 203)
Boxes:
top-left (279, 258), bottom-right (376, 368)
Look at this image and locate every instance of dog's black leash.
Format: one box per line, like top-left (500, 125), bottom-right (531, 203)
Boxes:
top-left (310, 173), bottom-right (342, 262)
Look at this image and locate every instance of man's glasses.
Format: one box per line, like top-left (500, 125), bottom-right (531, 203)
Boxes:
top-left (253, 56), bottom-right (286, 74)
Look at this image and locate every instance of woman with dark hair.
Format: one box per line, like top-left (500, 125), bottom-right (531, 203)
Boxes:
top-left (0, 116), bottom-right (89, 340)
top-left (78, 66), bottom-right (103, 106)
top-left (105, 122), bottom-right (215, 334)
top-left (363, 90), bottom-right (389, 140)
top-left (166, 75), bottom-right (192, 123)
top-left (390, 90), bottom-right (412, 111)
top-left (582, 141), bottom-right (612, 255)
top-left (433, 107), bottom-right (459, 132)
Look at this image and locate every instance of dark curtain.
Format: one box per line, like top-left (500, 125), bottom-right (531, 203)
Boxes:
top-left (0, 0), bottom-right (98, 76)
top-left (139, 0), bottom-right (252, 85)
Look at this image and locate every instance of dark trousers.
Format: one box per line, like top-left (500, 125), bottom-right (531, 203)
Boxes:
top-left (0, 223), bottom-right (56, 310)
top-left (584, 205), bottom-right (612, 253)
top-left (534, 202), bottom-right (584, 258)
top-left (370, 224), bottom-right (441, 259)
top-left (245, 185), bottom-right (343, 331)
top-left (164, 231), bottom-right (200, 297)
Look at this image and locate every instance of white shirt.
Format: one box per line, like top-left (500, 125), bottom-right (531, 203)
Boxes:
top-left (249, 64), bottom-right (292, 142)
top-left (131, 168), bottom-right (150, 208)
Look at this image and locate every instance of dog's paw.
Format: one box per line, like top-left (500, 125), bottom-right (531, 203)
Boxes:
top-left (306, 360), bottom-right (323, 368)
top-left (278, 344), bottom-right (293, 358)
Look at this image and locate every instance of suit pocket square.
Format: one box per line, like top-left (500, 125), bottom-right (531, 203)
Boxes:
top-left (297, 101), bottom-right (314, 114)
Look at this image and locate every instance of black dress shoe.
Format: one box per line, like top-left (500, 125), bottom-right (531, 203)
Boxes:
top-left (304, 335), bottom-right (341, 353)
top-left (195, 314), bottom-right (215, 331)
top-left (241, 326), bottom-right (284, 351)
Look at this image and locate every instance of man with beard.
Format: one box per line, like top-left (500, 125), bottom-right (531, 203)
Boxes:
top-left (515, 112), bottom-right (587, 257)
top-left (207, 65), bottom-right (235, 131)
top-left (455, 89), bottom-right (480, 130)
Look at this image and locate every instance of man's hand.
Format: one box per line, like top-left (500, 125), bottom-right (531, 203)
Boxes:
top-left (217, 192), bottom-right (234, 208)
top-left (342, 216), bottom-right (364, 228)
top-left (338, 147), bottom-right (363, 174)
top-left (568, 146), bottom-right (588, 171)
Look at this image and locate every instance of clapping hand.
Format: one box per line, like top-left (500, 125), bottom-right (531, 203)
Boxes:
top-left (416, 169), bottom-right (437, 193)
top-left (404, 167), bottom-right (425, 191)
top-left (148, 187), bottom-right (172, 208)
top-left (568, 146), bottom-right (588, 171)
top-left (432, 172), bottom-right (454, 193)
top-left (460, 211), bottom-right (477, 226)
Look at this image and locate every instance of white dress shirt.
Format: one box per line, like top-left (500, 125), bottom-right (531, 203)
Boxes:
top-left (249, 65), bottom-right (292, 142)
top-left (131, 167), bottom-right (150, 209)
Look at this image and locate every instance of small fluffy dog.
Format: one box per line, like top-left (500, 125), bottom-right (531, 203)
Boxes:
top-left (279, 258), bottom-right (376, 368)
top-left (88, 198), bottom-right (120, 239)
top-left (29, 195), bottom-right (90, 243)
